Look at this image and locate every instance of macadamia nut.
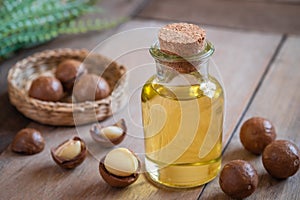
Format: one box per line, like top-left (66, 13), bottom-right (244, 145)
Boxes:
top-left (104, 148), bottom-right (139, 177)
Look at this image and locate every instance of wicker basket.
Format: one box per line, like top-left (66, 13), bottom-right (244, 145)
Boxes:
top-left (7, 48), bottom-right (127, 126)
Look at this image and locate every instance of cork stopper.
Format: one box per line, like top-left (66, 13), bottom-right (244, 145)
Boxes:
top-left (158, 23), bottom-right (206, 73)
top-left (159, 23), bottom-right (206, 57)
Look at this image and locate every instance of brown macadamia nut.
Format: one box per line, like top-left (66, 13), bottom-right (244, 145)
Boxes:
top-left (240, 117), bottom-right (276, 154)
top-left (73, 74), bottom-right (110, 102)
top-left (11, 128), bottom-right (45, 155)
top-left (219, 160), bottom-right (258, 199)
top-left (262, 140), bottom-right (299, 179)
top-left (55, 59), bottom-right (87, 91)
top-left (28, 76), bottom-right (64, 101)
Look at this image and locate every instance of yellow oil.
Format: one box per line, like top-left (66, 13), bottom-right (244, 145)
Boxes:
top-left (142, 75), bottom-right (224, 188)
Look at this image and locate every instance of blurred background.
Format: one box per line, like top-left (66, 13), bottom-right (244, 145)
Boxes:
top-left (139, 0), bottom-right (300, 34)
top-left (1, 0), bottom-right (299, 61)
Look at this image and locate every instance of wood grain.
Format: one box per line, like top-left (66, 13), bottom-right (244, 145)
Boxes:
top-left (199, 36), bottom-right (300, 199)
top-left (138, 0), bottom-right (300, 34)
top-left (0, 19), bottom-right (281, 199)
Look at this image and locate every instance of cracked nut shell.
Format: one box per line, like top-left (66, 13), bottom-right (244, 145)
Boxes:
top-left (219, 160), bottom-right (258, 199)
top-left (240, 117), bottom-right (276, 154)
top-left (11, 128), bottom-right (45, 155)
top-left (73, 74), bottom-right (110, 102)
top-left (262, 140), bottom-right (300, 179)
top-left (90, 119), bottom-right (126, 147)
top-left (29, 76), bottom-right (64, 101)
top-left (99, 148), bottom-right (140, 187)
top-left (55, 59), bottom-right (87, 91)
top-left (51, 137), bottom-right (87, 169)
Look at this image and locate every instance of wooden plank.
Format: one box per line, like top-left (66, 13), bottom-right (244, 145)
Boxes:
top-left (138, 0), bottom-right (300, 34)
top-left (200, 36), bottom-right (300, 199)
top-left (243, 0), bottom-right (300, 3)
top-left (0, 19), bottom-right (281, 199)
top-left (0, 0), bottom-right (146, 153)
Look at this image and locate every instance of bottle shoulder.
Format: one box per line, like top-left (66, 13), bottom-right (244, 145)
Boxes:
top-left (142, 74), bottom-right (224, 100)
top-left (142, 74), bottom-right (223, 90)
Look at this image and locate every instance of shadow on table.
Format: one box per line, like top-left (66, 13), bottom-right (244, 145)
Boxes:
top-left (0, 92), bottom-right (31, 153)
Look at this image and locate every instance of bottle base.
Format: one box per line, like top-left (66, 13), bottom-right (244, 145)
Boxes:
top-left (144, 156), bottom-right (221, 189)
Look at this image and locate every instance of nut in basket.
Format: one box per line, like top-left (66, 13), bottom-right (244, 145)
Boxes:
top-left (8, 49), bottom-right (127, 126)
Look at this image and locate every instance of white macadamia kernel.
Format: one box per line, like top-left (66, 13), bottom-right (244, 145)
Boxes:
top-left (104, 148), bottom-right (138, 177)
top-left (101, 126), bottom-right (123, 140)
top-left (56, 140), bottom-right (81, 160)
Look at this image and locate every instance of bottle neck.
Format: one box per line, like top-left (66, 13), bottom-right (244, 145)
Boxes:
top-left (154, 58), bottom-right (210, 85)
top-left (150, 40), bottom-right (214, 84)
top-left (198, 59), bottom-right (209, 78)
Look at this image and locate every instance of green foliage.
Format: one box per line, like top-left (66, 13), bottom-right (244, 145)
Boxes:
top-left (0, 0), bottom-right (121, 59)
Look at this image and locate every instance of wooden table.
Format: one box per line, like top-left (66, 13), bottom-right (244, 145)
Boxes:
top-left (1, 1), bottom-right (299, 199)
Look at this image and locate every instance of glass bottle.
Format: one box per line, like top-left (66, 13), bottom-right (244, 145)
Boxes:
top-left (141, 40), bottom-right (224, 188)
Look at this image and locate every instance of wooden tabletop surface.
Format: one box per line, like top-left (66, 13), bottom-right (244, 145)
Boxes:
top-left (1, 1), bottom-right (299, 199)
